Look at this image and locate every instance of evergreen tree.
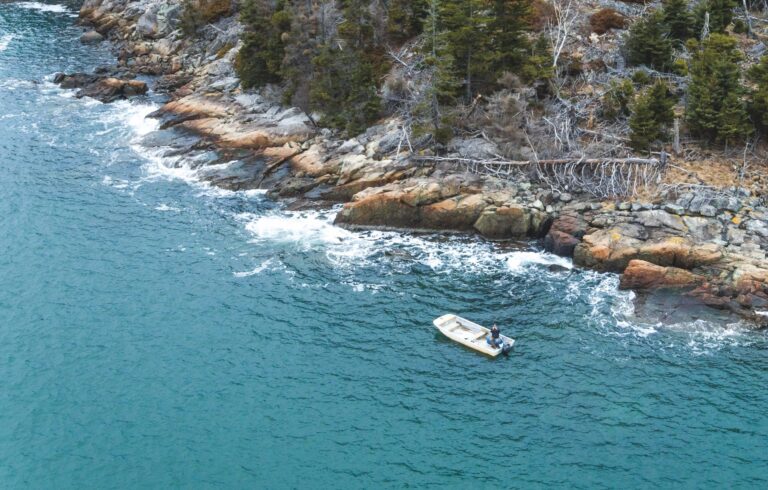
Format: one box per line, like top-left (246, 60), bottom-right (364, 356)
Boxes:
top-left (747, 55), bottom-right (768, 131)
top-left (386, 0), bottom-right (428, 43)
top-left (629, 80), bottom-right (676, 151)
top-left (235, 0), bottom-right (290, 89)
top-left (310, 0), bottom-right (382, 133)
top-left (687, 34), bottom-right (751, 144)
top-left (649, 80), bottom-right (676, 127)
top-left (718, 92), bottom-right (754, 146)
top-left (625, 10), bottom-right (673, 71)
top-left (663, 0), bottom-right (693, 42)
top-left (418, 0), bottom-right (461, 144)
top-left (487, 0), bottom-right (533, 80)
top-left (438, 0), bottom-right (492, 100)
top-left (630, 92), bottom-right (661, 152)
top-left (521, 35), bottom-right (554, 92)
top-left (280, 1), bottom-right (329, 109)
top-left (694, 0), bottom-right (737, 36)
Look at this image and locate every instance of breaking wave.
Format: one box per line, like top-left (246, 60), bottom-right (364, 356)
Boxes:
top-left (16, 2), bottom-right (73, 15)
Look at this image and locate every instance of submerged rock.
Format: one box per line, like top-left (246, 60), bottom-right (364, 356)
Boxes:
top-left (79, 30), bottom-right (104, 44)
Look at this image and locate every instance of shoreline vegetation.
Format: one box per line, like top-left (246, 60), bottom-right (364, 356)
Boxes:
top-left (61, 0), bottom-right (768, 326)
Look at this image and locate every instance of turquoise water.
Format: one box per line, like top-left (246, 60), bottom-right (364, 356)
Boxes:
top-left (1, 3), bottom-right (768, 488)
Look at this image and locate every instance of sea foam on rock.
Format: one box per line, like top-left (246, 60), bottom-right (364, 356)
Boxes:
top-left (545, 196), bottom-right (768, 323)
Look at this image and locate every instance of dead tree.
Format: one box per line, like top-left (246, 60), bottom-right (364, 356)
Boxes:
top-left (414, 155), bottom-right (666, 198)
top-left (547, 0), bottom-right (578, 71)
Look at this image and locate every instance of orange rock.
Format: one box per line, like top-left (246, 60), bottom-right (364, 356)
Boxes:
top-left (620, 260), bottom-right (705, 290)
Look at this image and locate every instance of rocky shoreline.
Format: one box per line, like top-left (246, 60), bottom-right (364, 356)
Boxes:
top-left (72, 0), bottom-right (768, 326)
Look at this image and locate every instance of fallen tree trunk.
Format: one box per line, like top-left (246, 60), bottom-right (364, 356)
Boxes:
top-left (413, 154), bottom-right (667, 198)
top-left (414, 156), bottom-right (661, 166)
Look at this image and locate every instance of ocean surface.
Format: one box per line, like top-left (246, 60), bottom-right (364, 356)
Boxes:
top-left (1, 3), bottom-right (767, 488)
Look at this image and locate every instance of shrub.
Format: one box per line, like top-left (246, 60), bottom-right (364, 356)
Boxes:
top-left (632, 70), bottom-right (651, 86)
top-left (590, 9), bottom-right (628, 35)
top-left (672, 58), bottom-right (688, 76)
top-left (602, 79), bottom-right (635, 120)
top-left (733, 19), bottom-right (748, 34)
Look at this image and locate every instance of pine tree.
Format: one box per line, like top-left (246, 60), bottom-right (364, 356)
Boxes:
top-left (718, 92), bottom-right (754, 146)
top-left (418, 0), bottom-right (460, 144)
top-left (747, 55), bottom-right (768, 131)
top-left (663, 0), bottom-right (693, 42)
top-left (687, 34), bottom-right (751, 144)
top-left (235, 0), bottom-right (290, 89)
top-left (521, 35), bottom-right (554, 90)
top-left (487, 0), bottom-right (533, 80)
top-left (647, 79), bottom-right (676, 128)
top-left (630, 92), bottom-right (661, 151)
top-left (310, 0), bottom-right (382, 133)
top-left (438, 0), bottom-right (492, 100)
top-left (602, 79), bottom-right (635, 120)
top-left (625, 10), bottom-right (673, 71)
top-left (629, 80), bottom-right (676, 151)
top-left (694, 0), bottom-right (737, 36)
top-left (386, 0), bottom-right (428, 43)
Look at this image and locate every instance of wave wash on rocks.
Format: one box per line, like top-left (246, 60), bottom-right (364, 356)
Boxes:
top-left (75, 0), bottom-right (768, 326)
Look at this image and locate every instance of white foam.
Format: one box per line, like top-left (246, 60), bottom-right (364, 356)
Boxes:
top-left (103, 100), bottom-right (160, 137)
top-left (0, 34), bottom-right (13, 52)
top-left (243, 210), bottom-right (354, 251)
top-left (16, 2), bottom-right (71, 14)
top-left (239, 208), bottom-right (582, 279)
top-left (587, 276), bottom-right (761, 352)
top-left (99, 102), bottom-right (259, 199)
top-left (663, 319), bottom-right (755, 354)
top-left (101, 175), bottom-right (131, 189)
top-left (233, 259), bottom-right (275, 278)
top-left (506, 251), bottom-right (573, 272)
top-left (0, 78), bottom-right (38, 91)
top-left (243, 189), bottom-right (269, 198)
top-left (155, 203), bottom-right (180, 212)
top-left (141, 151), bottom-right (196, 182)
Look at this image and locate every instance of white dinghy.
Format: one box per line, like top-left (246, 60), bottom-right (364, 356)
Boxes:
top-left (433, 314), bottom-right (515, 357)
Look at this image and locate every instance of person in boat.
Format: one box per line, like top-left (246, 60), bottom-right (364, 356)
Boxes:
top-left (487, 324), bottom-right (504, 349)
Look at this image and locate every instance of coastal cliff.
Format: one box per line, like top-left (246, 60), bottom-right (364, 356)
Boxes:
top-left (71, 0), bottom-right (768, 325)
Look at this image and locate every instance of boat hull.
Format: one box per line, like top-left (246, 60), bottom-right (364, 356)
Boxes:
top-left (433, 314), bottom-right (515, 357)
